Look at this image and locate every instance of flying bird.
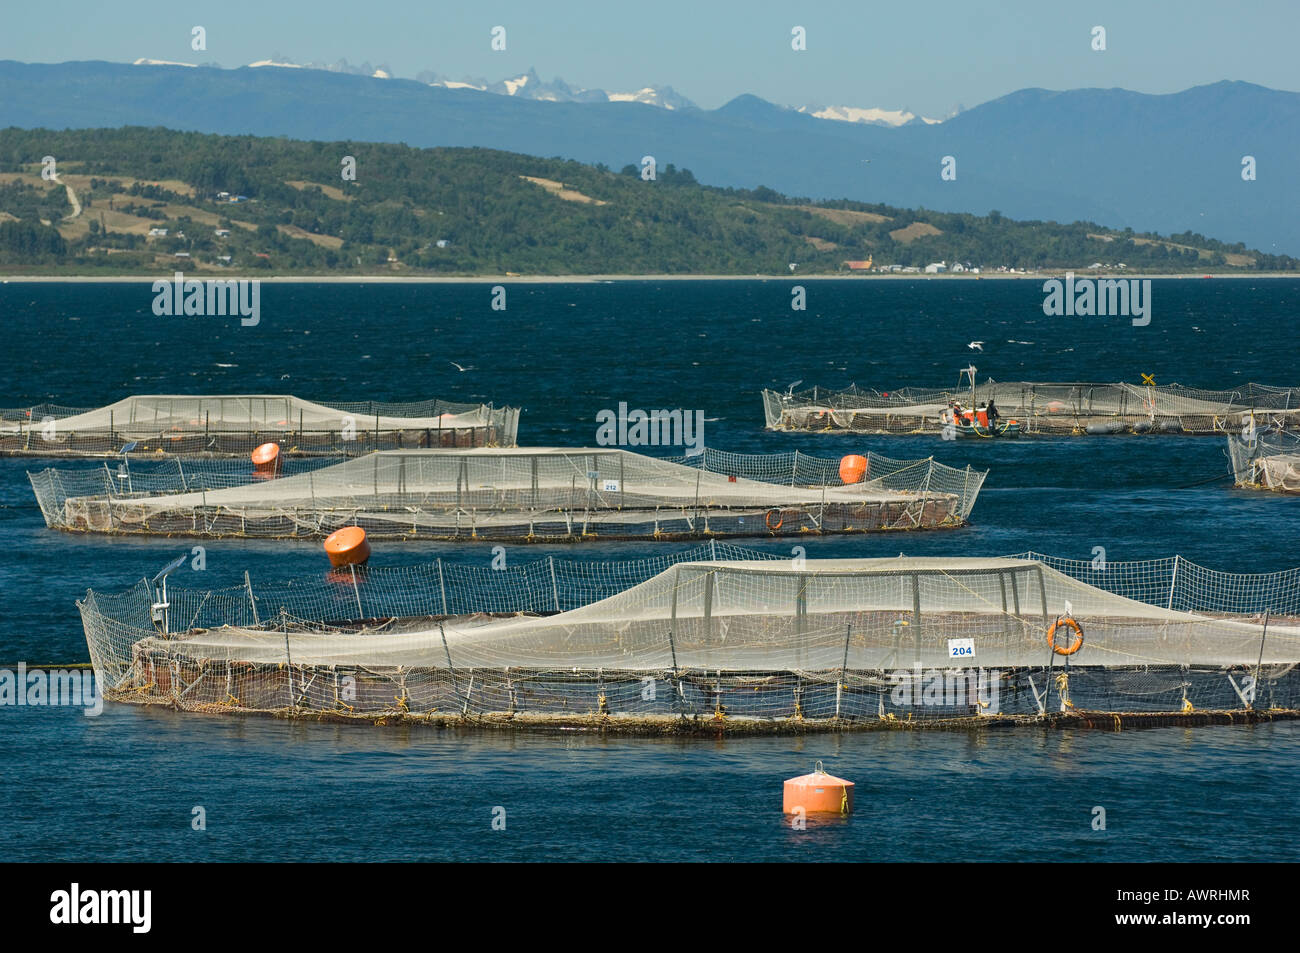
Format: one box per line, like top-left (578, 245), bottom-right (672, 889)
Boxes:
top-left (449, 361), bottom-right (474, 372)
top-left (968, 341), bottom-right (984, 351)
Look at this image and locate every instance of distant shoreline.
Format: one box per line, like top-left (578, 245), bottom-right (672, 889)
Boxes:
top-left (3, 272), bottom-right (1298, 284)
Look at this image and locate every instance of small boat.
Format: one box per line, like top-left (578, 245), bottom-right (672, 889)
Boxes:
top-left (941, 407), bottom-right (1020, 437)
top-left (944, 364), bottom-right (1020, 437)
top-left (953, 417), bottom-right (1021, 438)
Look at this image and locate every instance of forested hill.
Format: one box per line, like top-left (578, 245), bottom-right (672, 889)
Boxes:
top-left (1, 127), bottom-right (1294, 275)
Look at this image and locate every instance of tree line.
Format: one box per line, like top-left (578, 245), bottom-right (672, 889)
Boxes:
top-left (0, 126), bottom-right (1294, 273)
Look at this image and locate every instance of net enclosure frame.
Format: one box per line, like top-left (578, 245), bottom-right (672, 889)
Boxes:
top-left (0, 394), bottom-right (521, 457)
top-left (78, 546), bottom-right (1300, 733)
top-left (1228, 430), bottom-right (1300, 494)
top-left (31, 446), bottom-right (987, 542)
top-left (763, 380), bottom-right (1300, 436)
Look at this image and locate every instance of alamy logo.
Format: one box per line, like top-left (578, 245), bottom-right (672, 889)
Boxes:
top-left (0, 664), bottom-right (101, 716)
top-left (152, 272), bottom-right (261, 326)
top-left (889, 667), bottom-right (1001, 713)
top-left (50, 883), bottom-right (151, 933)
top-left (595, 402), bottom-right (704, 454)
top-left (1042, 272), bottom-right (1151, 326)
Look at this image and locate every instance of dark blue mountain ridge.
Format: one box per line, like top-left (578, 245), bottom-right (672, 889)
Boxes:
top-left (0, 62), bottom-right (1295, 253)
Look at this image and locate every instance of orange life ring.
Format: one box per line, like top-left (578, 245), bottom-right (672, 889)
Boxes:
top-left (1047, 617), bottom-right (1084, 656)
top-left (765, 509), bottom-right (784, 531)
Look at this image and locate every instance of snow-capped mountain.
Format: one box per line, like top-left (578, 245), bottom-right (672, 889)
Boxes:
top-left (417, 67), bottom-right (696, 110)
top-left (132, 56), bottom-right (395, 78)
top-left (608, 86), bottom-right (696, 109)
top-left (132, 58), bottom-right (197, 68)
top-left (797, 104), bottom-right (945, 127)
top-left (129, 57), bottom-right (947, 122)
top-left (251, 56), bottom-right (394, 78)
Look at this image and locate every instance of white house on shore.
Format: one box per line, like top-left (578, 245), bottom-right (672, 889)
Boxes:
top-left (924, 261), bottom-right (947, 274)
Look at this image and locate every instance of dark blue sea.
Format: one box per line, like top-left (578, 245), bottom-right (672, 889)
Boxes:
top-left (1, 278), bottom-right (1298, 862)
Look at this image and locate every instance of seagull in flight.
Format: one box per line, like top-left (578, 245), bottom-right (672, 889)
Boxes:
top-left (449, 361), bottom-right (474, 372)
top-left (968, 341), bottom-right (984, 351)
top-left (784, 380), bottom-right (803, 399)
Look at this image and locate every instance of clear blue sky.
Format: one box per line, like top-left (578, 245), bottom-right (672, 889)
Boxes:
top-left (3, 0), bottom-right (1296, 114)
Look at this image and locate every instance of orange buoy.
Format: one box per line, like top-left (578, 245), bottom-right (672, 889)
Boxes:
top-left (783, 761), bottom-right (854, 815)
top-left (1046, 400), bottom-right (1067, 414)
top-left (839, 454), bottom-right (869, 485)
top-left (324, 526), bottom-right (371, 568)
top-left (251, 442), bottom-right (281, 474)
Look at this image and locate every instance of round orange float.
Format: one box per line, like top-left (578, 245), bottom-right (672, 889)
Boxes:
top-left (839, 454), bottom-right (869, 484)
top-left (324, 526), bottom-right (371, 569)
top-left (251, 442), bottom-right (281, 475)
top-left (783, 761), bottom-right (855, 815)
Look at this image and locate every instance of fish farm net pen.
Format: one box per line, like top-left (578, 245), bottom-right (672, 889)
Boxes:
top-left (0, 394), bottom-right (521, 456)
top-left (29, 446), bottom-right (988, 541)
top-left (1227, 430), bottom-right (1300, 493)
top-left (763, 380), bottom-right (1300, 436)
top-left (78, 549), bottom-right (1300, 732)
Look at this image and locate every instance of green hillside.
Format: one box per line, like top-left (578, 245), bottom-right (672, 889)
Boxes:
top-left (0, 127), bottom-right (1294, 275)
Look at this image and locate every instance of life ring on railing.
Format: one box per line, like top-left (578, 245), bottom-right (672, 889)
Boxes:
top-left (1046, 617), bottom-right (1084, 656)
top-left (765, 509), bottom-right (784, 531)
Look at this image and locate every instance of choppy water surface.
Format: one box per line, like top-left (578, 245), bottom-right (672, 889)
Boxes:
top-left (1, 279), bottom-right (1297, 861)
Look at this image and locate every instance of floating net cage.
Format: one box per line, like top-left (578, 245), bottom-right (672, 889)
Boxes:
top-left (0, 394), bottom-right (520, 457)
top-left (763, 381), bottom-right (1300, 436)
top-left (31, 446), bottom-right (986, 542)
top-left (78, 546), bottom-right (1300, 732)
top-left (1228, 431), bottom-right (1300, 494)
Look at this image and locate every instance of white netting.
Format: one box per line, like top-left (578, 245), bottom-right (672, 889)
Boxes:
top-left (1228, 431), bottom-right (1300, 493)
top-left (1, 394), bottom-right (520, 455)
top-left (129, 558), bottom-right (1299, 669)
top-left (764, 381), bottom-right (1300, 435)
top-left (79, 548), bottom-right (1300, 726)
top-left (31, 446), bottom-right (986, 540)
